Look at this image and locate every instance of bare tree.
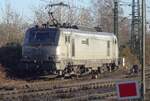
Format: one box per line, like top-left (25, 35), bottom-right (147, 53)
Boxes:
top-left (119, 17), bottom-right (130, 45)
top-left (91, 0), bottom-right (114, 32)
top-left (33, 6), bottom-right (49, 25)
top-left (33, 0), bottom-right (93, 27)
top-left (77, 8), bottom-right (93, 26)
top-left (0, 0), bottom-right (26, 45)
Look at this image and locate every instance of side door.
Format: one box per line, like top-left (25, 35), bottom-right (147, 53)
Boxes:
top-left (65, 35), bottom-right (71, 59)
top-left (71, 38), bottom-right (75, 57)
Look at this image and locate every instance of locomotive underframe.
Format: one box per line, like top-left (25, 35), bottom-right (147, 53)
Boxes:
top-left (58, 59), bottom-right (118, 76)
top-left (20, 58), bottom-right (118, 76)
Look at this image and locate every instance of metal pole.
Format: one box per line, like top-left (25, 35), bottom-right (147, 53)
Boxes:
top-left (131, 0), bottom-right (135, 51)
top-left (114, 0), bottom-right (119, 40)
top-left (131, 0), bottom-right (141, 57)
top-left (141, 0), bottom-right (146, 100)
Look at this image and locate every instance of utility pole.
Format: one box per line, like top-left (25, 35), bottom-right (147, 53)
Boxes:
top-left (131, 0), bottom-right (146, 100)
top-left (141, 0), bottom-right (146, 100)
top-left (131, 0), bottom-right (141, 59)
top-left (114, 0), bottom-right (119, 40)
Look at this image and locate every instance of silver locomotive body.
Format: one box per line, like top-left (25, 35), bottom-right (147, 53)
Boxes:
top-left (22, 26), bottom-right (119, 75)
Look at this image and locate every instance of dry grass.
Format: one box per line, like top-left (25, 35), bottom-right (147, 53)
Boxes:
top-left (146, 34), bottom-right (150, 65)
top-left (0, 64), bottom-right (7, 83)
top-left (120, 46), bottom-right (140, 69)
top-left (0, 64), bottom-right (26, 85)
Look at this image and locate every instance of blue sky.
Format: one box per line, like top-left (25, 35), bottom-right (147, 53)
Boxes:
top-left (0, 0), bottom-right (91, 22)
top-left (0, 0), bottom-right (46, 21)
top-left (0, 0), bottom-right (149, 22)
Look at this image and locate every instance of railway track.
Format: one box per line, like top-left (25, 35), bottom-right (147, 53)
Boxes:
top-left (0, 68), bottom-right (142, 101)
top-left (145, 67), bottom-right (150, 79)
top-left (64, 91), bottom-right (116, 101)
top-left (0, 79), bottom-right (116, 100)
top-left (0, 76), bottom-right (141, 101)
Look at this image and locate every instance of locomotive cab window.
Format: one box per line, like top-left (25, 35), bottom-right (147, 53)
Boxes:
top-left (27, 28), bottom-right (58, 45)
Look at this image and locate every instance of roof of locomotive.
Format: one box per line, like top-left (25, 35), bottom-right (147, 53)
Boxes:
top-left (26, 26), bottom-right (117, 40)
top-left (60, 28), bottom-right (115, 36)
top-left (60, 28), bottom-right (117, 40)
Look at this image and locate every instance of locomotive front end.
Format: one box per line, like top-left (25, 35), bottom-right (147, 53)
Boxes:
top-left (21, 26), bottom-right (60, 74)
